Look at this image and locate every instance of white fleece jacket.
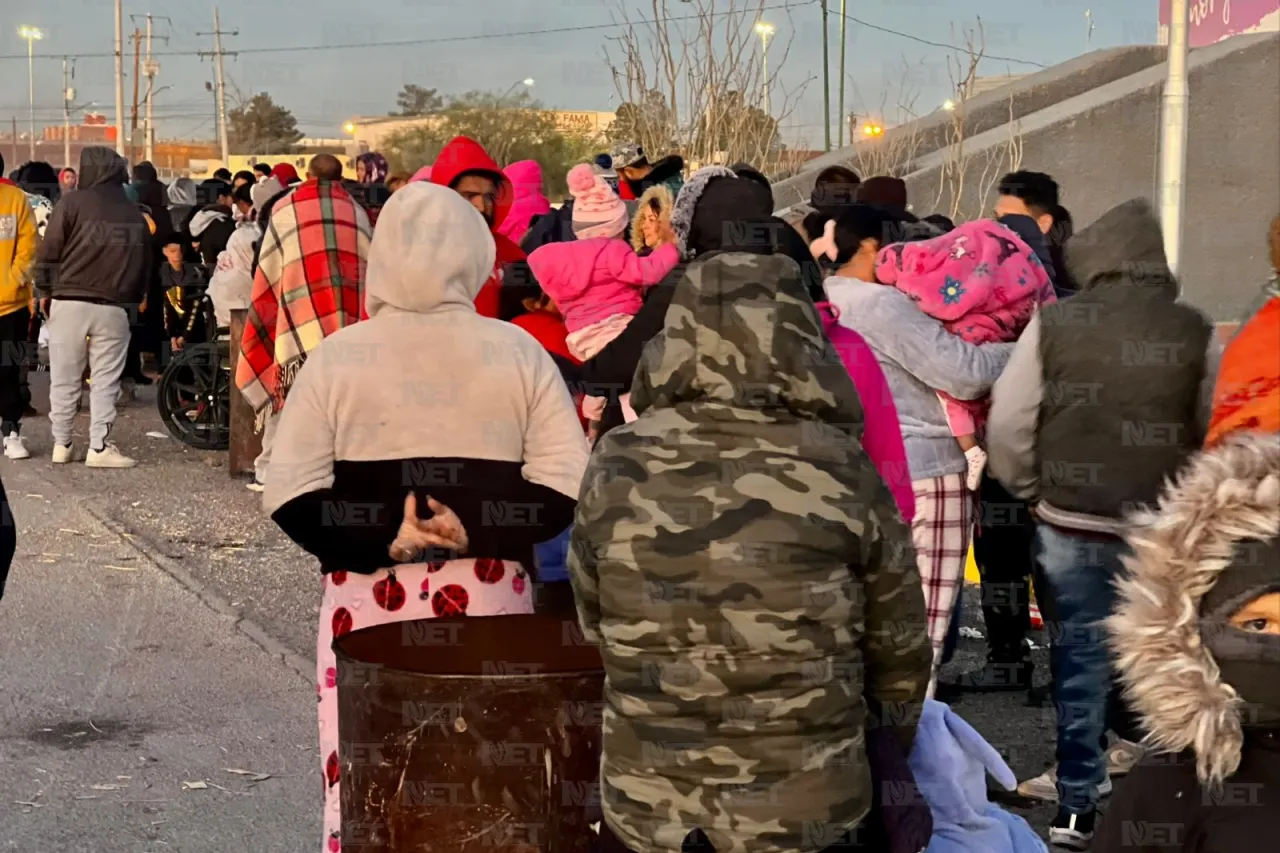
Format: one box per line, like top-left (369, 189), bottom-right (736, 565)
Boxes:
top-left (263, 182), bottom-right (588, 516)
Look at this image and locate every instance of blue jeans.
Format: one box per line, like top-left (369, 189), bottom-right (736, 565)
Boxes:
top-left (534, 525), bottom-right (573, 583)
top-left (1036, 523), bottom-right (1127, 814)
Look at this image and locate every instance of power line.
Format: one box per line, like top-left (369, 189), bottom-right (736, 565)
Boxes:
top-left (825, 5), bottom-right (1047, 69)
top-left (0, 2), bottom-right (1047, 71)
top-left (0, 2), bottom-right (804, 60)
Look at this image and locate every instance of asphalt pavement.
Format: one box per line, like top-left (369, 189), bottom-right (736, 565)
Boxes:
top-left (0, 449), bottom-right (317, 852)
top-left (2, 372), bottom-right (1066, 848)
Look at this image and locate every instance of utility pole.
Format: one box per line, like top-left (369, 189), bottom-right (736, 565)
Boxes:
top-left (821, 3), bottom-right (831, 152)
top-left (136, 14), bottom-right (167, 164)
top-left (130, 28), bottom-right (142, 163)
top-left (62, 58), bottom-right (72, 170)
top-left (837, 0), bottom-right (847, 149)
top-left (114, 0), bottom-right (126, 156)
top-left (1159, 0), bottom-right (1190, 278)
top-left (145, 16), bottom-right (155, 162)
top-left (199, 7), bottom-right (237, 165)
top-left (10, 118), bottom-right (17, 167)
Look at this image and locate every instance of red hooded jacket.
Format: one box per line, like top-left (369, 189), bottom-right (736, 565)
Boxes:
top-left (431, 136), bottom-right (526, 319)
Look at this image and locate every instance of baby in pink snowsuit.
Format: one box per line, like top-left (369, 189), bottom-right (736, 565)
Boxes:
top-left (528, 164), bottom-right (680, 438)
top-left (875, 219), bottom-right (1055, 488)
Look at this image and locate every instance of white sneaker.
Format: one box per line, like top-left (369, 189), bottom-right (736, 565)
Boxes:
top-left (85, 444), bottom-right (137, 469)
top-left (246, 478), bottom-right (265, 493)
top-left (964, 445), bottom-right (988, 491)
top-left (51, 443), bottom-right (74, 464)
top-left (3, 432), bottom-right (30, 460)
top-left (1016, 766), bottom-right (1112, 802)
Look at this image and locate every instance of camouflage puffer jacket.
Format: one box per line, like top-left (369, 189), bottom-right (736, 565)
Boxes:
top-left (568, 251), bottom-right (930, 853)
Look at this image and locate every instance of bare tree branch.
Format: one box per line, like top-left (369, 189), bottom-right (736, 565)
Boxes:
top-left (604, 0), bottom-right (809, 176)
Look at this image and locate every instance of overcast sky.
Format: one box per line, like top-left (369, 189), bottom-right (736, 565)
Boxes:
top-left (0, 0), bottom-right (1156, 149)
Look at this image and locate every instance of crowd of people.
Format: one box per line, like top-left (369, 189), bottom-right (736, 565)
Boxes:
top-left (0, 133), bottom-right (1277, 853)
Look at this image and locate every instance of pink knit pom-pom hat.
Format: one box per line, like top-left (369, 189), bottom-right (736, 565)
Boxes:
top-left (568, 163), bottom-right (628, 240)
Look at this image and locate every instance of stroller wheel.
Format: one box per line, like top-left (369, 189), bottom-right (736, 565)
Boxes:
top-left (156, 341), bottom-right (230, 450)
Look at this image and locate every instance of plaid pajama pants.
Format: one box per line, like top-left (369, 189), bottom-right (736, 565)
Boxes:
top-left (911, 473), bottom-right (974, 695)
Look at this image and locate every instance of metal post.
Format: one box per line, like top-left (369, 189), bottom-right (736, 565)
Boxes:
top-left (63, 58), bottom-right (71, 170)
top-left (145, 15), bottom-right (155, 163)
top-left (1158, 0), bottom-right (1190, 278)
top-left (821, 3), bottom-right (831, 152)
top-left (114, 0), bottom-right (126, 156)
top-left (837, 0), bottom-right (847, 149)
top-left (761, 35), bottom-right (770, 115)
top-left (130, 28), bottom-right (141, 163)
top-left (26, 37), bottom-right (36, 160)
top-left (213, 7), bottom-right (230, 163)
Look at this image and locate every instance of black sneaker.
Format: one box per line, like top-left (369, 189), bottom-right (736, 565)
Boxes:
top-left (1049, 807), bottom-right (1095, 850)
top-left (939, 656), bottom-right (1033, 693)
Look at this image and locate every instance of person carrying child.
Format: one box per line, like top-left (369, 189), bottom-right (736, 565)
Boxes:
top-left (527, 163), bottom-right (681, 440)
top-left (872, 218), bottom-right (1056, 489)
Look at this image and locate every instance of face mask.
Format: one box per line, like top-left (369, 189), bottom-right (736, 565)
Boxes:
top-left (1201, 620), bottom-right (1280, 728)
top-left (1201, 562), bottom-right (1280, 729)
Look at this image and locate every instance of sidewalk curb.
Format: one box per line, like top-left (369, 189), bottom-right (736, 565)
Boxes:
top-left (80, 503), bottom-right (315, 686)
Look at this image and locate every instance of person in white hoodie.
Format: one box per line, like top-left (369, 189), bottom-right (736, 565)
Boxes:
top-left (262, 182), bottom-right (588, 853)
top-left (205, 177), bottom-right (280, 330)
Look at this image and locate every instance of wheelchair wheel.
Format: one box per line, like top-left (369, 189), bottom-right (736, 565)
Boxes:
top-left (156, 341), bottom-right (230, 450)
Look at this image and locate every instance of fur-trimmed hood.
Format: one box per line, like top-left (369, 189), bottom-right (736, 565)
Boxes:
top-left (629, 184), bottom-right (673, 252)
top-left (669, 165), bottom-right (735, 253)
top-left (1109, 431), bottom-right (1280, 787)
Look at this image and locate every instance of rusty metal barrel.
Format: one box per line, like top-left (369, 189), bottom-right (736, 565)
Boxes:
top-left (333, 614), bottom-right (605, 852)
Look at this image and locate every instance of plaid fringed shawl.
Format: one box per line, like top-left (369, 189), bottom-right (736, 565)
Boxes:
top-left (235, 180), bottom-right (372, 430)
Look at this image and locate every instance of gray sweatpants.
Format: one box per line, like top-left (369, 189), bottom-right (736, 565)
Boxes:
top-left (47, 300), bottom-right (130, 450)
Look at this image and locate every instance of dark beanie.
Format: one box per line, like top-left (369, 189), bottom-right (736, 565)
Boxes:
top-left (687, 177), bottom-right (775, 255)
top-left (858, 176), bottom-right (909, 212)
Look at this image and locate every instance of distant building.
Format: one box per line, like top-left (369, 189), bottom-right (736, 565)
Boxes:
top-left (41, 113), bottom-right (118, 143)
top-left (967, 74), bottom-right (1030, 98)
top-left (1159, 0), bottom-right (1278, 47)
top-left (343, 110), bottom-right (616, 154)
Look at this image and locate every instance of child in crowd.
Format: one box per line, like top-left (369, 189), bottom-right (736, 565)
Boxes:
top-left (1098, 432), bottom-right (1280, 853)
top-left (873, 219), bottom-right (1055, 489)
top-left (159, 234), bottom-right (208, 357)
top-left (528, 163), bottom-right (680, 439)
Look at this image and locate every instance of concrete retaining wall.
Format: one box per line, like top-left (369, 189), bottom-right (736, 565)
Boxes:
top-left (903, 33), bottom-right (1279, 322)
top-left (771, 44), bottom-right (1167, 210)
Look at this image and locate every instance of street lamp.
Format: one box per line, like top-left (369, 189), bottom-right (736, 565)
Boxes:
top-left (503, 78), bottom-right (535, 98)
top-left (942, 99), bottom-right (957, 112)
top-left (18, 26), bottom-right (44, 160)
top-left (754, 20), bottom-right (776, 115)
top-left (862, 123), bottom-right (883, 138)
top-left (343, 121), bottom-right (356, 135)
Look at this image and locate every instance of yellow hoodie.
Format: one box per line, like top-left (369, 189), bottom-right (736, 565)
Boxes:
top-left (0, 182), bottom-right (38, 317)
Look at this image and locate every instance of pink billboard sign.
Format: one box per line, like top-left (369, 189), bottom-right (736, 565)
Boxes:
top-left (1160, 0), bottom-right (1280, 47)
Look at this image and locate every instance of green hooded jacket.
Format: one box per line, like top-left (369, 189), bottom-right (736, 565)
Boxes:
top-left (568, 250), bottom-right (930, 853)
